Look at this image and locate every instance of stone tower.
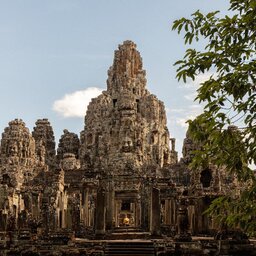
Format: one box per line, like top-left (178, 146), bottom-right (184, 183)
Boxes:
top-left (57, 129), bottom-right (80, 163)
top-left (80, 41), bottom-right (173, 174)
top-left (0, 42), bottom-right (243, 250)
top-left (32, 119), bottom-right (56, 169)
top-left (57, 129), bottom-right (80, 171)
top-left (0, 119), bottom-right (36, 188)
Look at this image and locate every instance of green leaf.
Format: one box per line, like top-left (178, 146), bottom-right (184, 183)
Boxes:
top-left (172, 0), bottom-right (256, 236)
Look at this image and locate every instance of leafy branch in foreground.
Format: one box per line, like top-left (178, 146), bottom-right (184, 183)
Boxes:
top-left (173, 0), bottom-right (256, 236)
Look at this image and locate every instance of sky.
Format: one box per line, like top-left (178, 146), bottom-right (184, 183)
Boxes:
top-left (0, 0), bottom-right (230, 158)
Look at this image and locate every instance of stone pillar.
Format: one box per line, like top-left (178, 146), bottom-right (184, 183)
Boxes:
top-left (165, 199), bottom-right (171, 225)
top-left (197, 198), bottom-right (203, 234)
top-left (187, 202), bottom-right (196, 235)
top-left (141, 184), bottom-right (150, 231)
top-left (84, 188), bottom-right (89, 226)
top-left (175, 199), bottom-right (192, 242)
top-left (115, 200), bottom-right (121, 227)
top-left (135, 199), bottom-right (141, 227)
top-left (0, 211), bottom-right (6, 231)
top-left (106, 182), bottom-right (114, 230)
top-left (32, 194), bottom-right (39, 219)
top-left (66, 202), bottom-right (72, 229)
top-left (95, 188), bottom-right (105, 236)
top-left (130, 202), bottom-right (134, 226)
top-left (170, 198), bottom-right (176, 225)
top-left (41, 197), bottom-right (49, 235)
top-left (81, 188), bottom-right (87, 226)
top-left (150, 187), bottom-right (161, 236)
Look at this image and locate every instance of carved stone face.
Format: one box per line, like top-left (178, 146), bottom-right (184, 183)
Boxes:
top-left (118, 94), bottom-right (135, 112)
top-left (61, 153), bottom-right (80, 171)
top-left (62, 158), bottom-right (76, 170)
top-left (122, 138), bottom-right (133, 152)
top-left (8, 143), bottom-right (18, 157)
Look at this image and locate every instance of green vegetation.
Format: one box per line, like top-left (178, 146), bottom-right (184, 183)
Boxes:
top-left (172, 0), bottom-right (256, 235)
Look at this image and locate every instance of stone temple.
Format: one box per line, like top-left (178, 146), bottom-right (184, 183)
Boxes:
top-left (0, 41), bottom-right (254, 255)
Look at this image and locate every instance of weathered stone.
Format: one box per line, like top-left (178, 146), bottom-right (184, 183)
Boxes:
top-left (32, 118), bottom-right (56, 169)
top-left (80, 40), bottom-right (173, 174)
top-left (0, 41), bottom-right (247, 256)
top-left (57, 129), bottom-right (80, 164)
top-left (180, 128), bottom-right (240, 235)
top-left (0, 119), bottom-right (37, 188)
top-left (175, 198), bottom-right (192, 242)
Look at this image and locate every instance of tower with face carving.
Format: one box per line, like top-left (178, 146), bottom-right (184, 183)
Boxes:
top-left (0, 119), bottom-right (37, 189)
top-left (78, 41), bottom-right (177, 231)
top-left (0, 41), bottom-right (240, 247)
top-left (80, 41), bottom-right (175, 175)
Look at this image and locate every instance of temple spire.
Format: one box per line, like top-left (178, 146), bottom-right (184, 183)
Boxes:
top-left (107, 40), bottom-right (147, 97)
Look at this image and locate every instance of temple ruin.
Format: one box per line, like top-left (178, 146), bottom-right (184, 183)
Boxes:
top-left (0, 41), bottom-right (254, 255)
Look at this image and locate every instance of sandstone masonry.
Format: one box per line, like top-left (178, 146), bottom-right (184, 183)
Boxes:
top-left (0, 41), bottom-right (247, 256)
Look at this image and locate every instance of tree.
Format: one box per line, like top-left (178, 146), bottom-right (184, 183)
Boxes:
top-left (172, 0), bottom-right (256, 235)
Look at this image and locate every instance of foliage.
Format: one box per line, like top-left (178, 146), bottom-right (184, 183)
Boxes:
top-left (172, 0), bottom-right (256, 235)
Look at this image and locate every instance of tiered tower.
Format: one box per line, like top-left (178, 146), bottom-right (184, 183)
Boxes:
top-left (0, 119), bottom-right (37, 188)
top-left (32, 119), bottom-right (56, 169)
top-left (57, 129), bottom-right (80, 171)
top-left (80, 41), bottom-right (174, 174)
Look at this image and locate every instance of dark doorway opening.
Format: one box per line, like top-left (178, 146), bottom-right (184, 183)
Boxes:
top-left (113, 99), bottom-right (117, 107)
top-left (200, 169), bottom-right (212, 188)
top-left (121, 201), bottom-right (131, 211)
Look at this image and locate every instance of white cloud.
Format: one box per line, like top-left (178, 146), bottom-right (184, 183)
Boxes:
top-left (181, 72), bottom-right (214, 89)
top-left (184, 92), bottom-right (197, 101)
top-left (190, 104), bottom-right (202, 109)
top-left (173, 104), bottom-right (203, 129)
top-left (176, 118), bottom-right (189, 128)
top-left (192, 72), bottom-right (214, 86)
top-left (169, 108), bottom-right (185, 113)
top-left (53, 87), bottom-right (103, 118)
top-left (175, 114), bottom-right (198, 129)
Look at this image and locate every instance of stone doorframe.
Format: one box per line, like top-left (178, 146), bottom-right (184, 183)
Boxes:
top-left (113, 191), bottom-right (141, 229)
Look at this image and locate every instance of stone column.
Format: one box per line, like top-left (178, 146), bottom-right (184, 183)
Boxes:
top-left (84, 188), bottom-right (89, 226)
top-left (41, 197), bottom-right (50, 235)
top-left (165, 199), bottom-right (171, 225)
top-left (115, 200), bottom-right (121, 227)
top-left (150, 187), bottom-right (161, 236)
top-left (135, 199), bottom-right (141, 227)
top-left (170, 198), bottom-right (176, 225)
top-left (197, 198), bottom-right (203, 233)
top-left (106, 181), bottom-right (114, 230)
top-left (66, 200), bottom-right (72, 229)
top-left (0, 208), bottom-right (8, 232)
top-left (190, 205), bottom-right (196, 235)
top-left (174, 198), bottom-right (192, 242)
top-left (95, 188), bottom-right (105, 236)
top-left (141, 184), bottom-right (150, 231)
top-left (32, 194), bottom-right (39, 218)
top-left (81, 188), bottom-right (88, 226)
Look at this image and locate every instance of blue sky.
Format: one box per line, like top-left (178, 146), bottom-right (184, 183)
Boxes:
top-left (0, 0), bottom-right (230, 157)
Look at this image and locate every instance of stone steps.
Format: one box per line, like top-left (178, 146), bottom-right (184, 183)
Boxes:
top-left (105, 241), bottom-right (155, 256)
top-left (113, 227), bottom-right (142, 233)
top-left (106, 232), bottom-right (151, 240)
top-left (106, 227), bottom-right (151, 240)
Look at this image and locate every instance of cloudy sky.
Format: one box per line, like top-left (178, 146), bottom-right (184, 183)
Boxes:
top-left (0, 0), bottom-right (230, 158)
